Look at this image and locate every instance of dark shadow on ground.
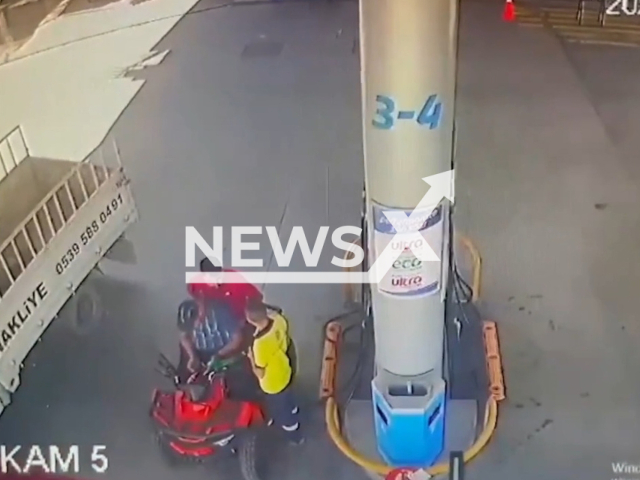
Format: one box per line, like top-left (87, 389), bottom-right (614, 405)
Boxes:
top-left (0, 0), bottom-right (154, 55)
top-left (2, 0), bottom-right (62, 46)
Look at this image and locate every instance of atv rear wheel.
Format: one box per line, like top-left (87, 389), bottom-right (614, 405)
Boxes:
top-left (239, 431), bottom-right (266, 480)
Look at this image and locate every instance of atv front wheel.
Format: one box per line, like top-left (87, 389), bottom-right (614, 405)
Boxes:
top-left (239, 431), bottom-right (266, 480)
top-left (154, 432), bottom-right (182, 467)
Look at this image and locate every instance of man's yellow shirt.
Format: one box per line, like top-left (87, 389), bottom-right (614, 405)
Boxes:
top-left (252, 312), bottom-right (292, 394)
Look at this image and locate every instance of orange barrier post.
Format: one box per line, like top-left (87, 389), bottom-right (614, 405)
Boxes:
top-left (503, 0), bottom-right (516, 22)
top-left (482, 321), bottom-right (505, 402)
top-left (320, 321), bottom-right (343, 399)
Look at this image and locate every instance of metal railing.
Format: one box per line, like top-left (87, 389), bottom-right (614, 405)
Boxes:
top-left (576, 0), bottom-right (608, 26)
top-left (0, 126), bottom-right (28, 182)
top-left (0, 129), bottom-right (124, 299)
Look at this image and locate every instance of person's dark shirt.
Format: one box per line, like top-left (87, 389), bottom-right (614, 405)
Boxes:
top-left (178, 300), bottom-right (239, 354)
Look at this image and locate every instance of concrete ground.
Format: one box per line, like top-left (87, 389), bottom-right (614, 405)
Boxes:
top-left (514, 0), bottom-right (640, 47)
top-left (0, 1), bottom-right (367, 480)
top-left (458, 1), bottom-right (640, 478)
top-left (1, 0), bottom-right (640, 480)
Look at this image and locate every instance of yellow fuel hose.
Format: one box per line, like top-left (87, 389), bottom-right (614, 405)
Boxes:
top-left (329, 234), bottom-right (499, 476)
top-left (458, 235), bottom-right (482, 303)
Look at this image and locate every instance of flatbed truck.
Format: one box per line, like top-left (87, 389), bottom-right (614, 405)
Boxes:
top-left (0, 125), bottom-right (138, 416)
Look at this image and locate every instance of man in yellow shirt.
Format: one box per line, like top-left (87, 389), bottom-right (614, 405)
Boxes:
top-left (245, 298), bottom-right (303, 445)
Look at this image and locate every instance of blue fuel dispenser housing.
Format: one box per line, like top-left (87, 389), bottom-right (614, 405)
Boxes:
top-left (372, 370), bottom-right (446, 467)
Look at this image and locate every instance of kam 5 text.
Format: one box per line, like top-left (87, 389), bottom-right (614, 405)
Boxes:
top-left (0, 445), bottom-right (108, 474)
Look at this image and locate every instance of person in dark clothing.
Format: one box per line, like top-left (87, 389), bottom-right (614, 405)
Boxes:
top-left (176, 298), bottom-right (259, 400)
top-left (188, 257), bottom-right (263, 320)
top-left (177, 298), bottom-right (246, 373)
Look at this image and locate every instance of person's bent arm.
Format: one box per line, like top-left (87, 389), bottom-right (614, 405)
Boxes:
top-left (217, 330), bottom-right (243, 358)
top-left (180, 331), bottom-right (197, 364)
top-left (248, 348), bottom-right (265, 379)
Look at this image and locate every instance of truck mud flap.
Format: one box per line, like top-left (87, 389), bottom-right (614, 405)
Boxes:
top-left (0, 382), bottom-right (12, 407)
top-left (103, 235), bottom-right (137, 264)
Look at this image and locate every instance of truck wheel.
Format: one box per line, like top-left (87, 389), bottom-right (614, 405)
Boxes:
top-left (239, 431), bottom-right (266, 480)
top-left (68, 278), bottom-right (104, 335)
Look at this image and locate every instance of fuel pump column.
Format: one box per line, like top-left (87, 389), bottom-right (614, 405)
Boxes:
top-left (360, 0), bottom-right (458, 467)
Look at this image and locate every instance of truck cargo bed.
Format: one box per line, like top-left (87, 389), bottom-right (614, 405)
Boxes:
top-left (0, 157), bottom-right (77, 247)
top-left (0, 126), bottom-right (138, 398)
top-left (0, 133), bottom-right (109, 297)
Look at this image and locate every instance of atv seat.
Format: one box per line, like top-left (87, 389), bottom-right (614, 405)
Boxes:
top-left (174, 384), bottom-right (223, 424)
top-left (156, 382), bottom-right (246, 437)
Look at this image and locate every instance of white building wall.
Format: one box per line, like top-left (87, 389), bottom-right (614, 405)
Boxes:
top-left (0, 0), bottom-right (201, 162)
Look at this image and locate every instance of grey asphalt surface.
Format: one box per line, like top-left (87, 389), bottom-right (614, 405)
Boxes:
top-left (0, 1), bottom-right (367, 480)
top-left (456, 2), bottom-right (640, 479)
top-left (3, 1), bottom-right (640, 480)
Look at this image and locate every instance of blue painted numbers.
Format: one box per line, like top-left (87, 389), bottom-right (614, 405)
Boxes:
top-left (372, 94), bottom-right (443, 130)
top-left (416, 95), bottom-right (443, 129)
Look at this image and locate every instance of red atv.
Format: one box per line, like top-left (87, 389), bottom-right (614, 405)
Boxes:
top-left (150, 353), bottom-right (267, 480)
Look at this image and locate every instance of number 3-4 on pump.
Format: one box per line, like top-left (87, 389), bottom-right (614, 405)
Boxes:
top-left (372, 94), bottom-right (443, 130)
